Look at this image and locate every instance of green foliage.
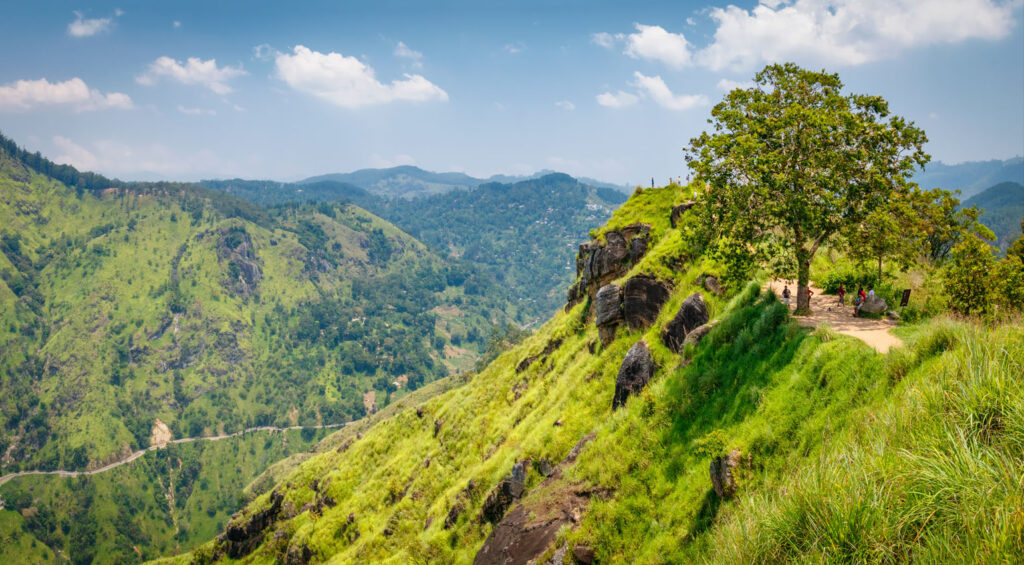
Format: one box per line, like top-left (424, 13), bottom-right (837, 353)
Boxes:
top-left (944, 231), bottom-right (997, 316)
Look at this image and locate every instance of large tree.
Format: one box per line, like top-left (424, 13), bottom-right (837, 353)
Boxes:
top-left (686, 63), bottom-right (929, 313)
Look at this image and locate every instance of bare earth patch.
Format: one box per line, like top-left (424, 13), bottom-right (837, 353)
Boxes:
top-left (150, 418), bottom-right (172, 447)
top-left (767, 280), bottom-right (903, 354)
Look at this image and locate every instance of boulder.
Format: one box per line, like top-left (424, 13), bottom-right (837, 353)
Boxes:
top-left (622, 277), bottom-right (672, 330)
top-left (595, 284), bottom-right (622, 345)
top-left (481, 461), bottom-right (528, 524)
top-left (613, 341), bottom-right (655, 409)
top-left (860, 294), bottom-right (887, 315)
top-left (573, 544), bottom-right (596, 564)
top-left (701, 274), bottom-right (722, 296)
top-left (670, 201), bottom-right (696, 228)
top-left (710, 449), bottom-right (742, 498)
top-left (683, 322), bottom-right (714, 347)
top-left (661, 293), bottom-right (710, 353)
top-left (566, 224), bottom-right (651, 309)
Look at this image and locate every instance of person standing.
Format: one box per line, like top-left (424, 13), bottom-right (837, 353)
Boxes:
top-left (782, 285), bottom-right (791, 305)
top-left (838, 283), bottom-right (846, 305)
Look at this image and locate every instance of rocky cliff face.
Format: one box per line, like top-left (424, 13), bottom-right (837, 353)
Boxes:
top-left (566, 224), bottom-right (650, 309)
top-left (216, 227), bottom-right (262, 298)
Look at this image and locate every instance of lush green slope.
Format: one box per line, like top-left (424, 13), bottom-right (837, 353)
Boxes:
top-left (167, 183), bottom-right (1022, 564)
top-left (203, 174), bottom-right (627, 324)
top-left (0, 144), bottom-right (517, 475)
top-left (964, 181), bottom-right (1024, 252)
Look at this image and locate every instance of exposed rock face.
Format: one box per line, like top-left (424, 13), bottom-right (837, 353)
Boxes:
top-left (481, 460), bottom-right (529, 524)
top-left (701, 274), bottom-right (722, 296)
top-left (683, 322), bottom-right (715, 347)
top-left (623, 276), bottom-right (672, 330)
top-left (860, 294), bottom-right (888, 314)
top-left (661, 293), bottom-right (710, 353)
top-left (594, 284), bottom-right (622, 345)
top-left (573, 545), bottom-right (596, 564)
top-left (566, 224), bottom-right (650, 309)
top-left (474, 435), bottom-right (598, 565)
top-left (220, 489), bottom-right (284, 559)
top-left (217, 227), bottom-right (262, 298)
top-left (670, 201), bottom-right (696, 228)
top-left (613, 341), bottom-right (655, 409)
top-left (710, 449), bottom-right (743, 498)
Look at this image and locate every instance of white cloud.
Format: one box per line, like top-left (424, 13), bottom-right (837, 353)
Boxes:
top-left (596, 90), bottom-right (639, 108)
top-left (504, 42), bottom-right (526, 54)
top-left (177, 105), bottom-right (216, 116)
top-left (136, 56), bottom-right (247, 94)
top-left (698, 0), bottom-right (1017, 71)
top-left (67, 11), bottom-right (114, 37)
top-left (716, 78), bottom-right (756, 91)
top-left (624, 24), bottom-right (693, 69)
top-left (633, 72), bottom-right (708, 110)
top-left (252, 44), bottom-right (277, 61)
top-left (686, 17), bottom-right (697, 26)
top-left (394, 41), bottom-right (423, 69)
top-left (0, 77), bottom-right (132, 112)
top-left (274, 45), bottom-right (448, 108)
top-left (591, 32), bottom-right (622, 49)
top-left (555, 100), bottom-right (576, 111)
top-left (51, 135), bottom-right (237, 178)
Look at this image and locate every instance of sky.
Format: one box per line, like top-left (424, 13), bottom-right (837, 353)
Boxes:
top-left (0, 0), bottom-right (1022, 186)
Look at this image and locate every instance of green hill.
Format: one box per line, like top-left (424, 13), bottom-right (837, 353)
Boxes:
top-left (912, 157), bottom-right (1023, 200)
top-left (159, 183), bottom-right (1022, 564)
top-left (202, 174), bottom-right (628, 324)
top-left (963, 181), bottom-right (1024, 252)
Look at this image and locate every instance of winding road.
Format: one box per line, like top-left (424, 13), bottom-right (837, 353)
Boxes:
top-left (0, 423), bottom-right (350, 486)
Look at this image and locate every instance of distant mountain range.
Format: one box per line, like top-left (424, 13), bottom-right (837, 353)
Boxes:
top-left (297, 165), bottom-right (631, 199)
top-left (964, 181), bottom-right (1024, 253)
top-left (912, 156), bottom-right (1023, 199)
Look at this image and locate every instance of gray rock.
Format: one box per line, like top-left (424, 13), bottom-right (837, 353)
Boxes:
top-left (622, 276), bottom-right (672, 330)
top-left (702, 275), bottom-right (722, 296)
top-left (594, 284), bottom-right (622, 327)
top-left (710, 449), bottom-right (742, 498)
top-left (661, 293), bottom-right (710, 353)
top-left (683, 322), bottom-right (714, 347)
top-left (481, 460), bottom-right (529, 524)
top-left (670, 201), bottom-right (696, 228)
top-left (860, 294), bottom-right (887, 314)
top-left (613, 341), bottom-right (655, 409)
top-left (566, 224), bottom-right (651, 308)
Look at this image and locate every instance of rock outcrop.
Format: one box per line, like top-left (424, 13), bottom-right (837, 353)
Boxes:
top-left (670, 201), bottom-right (696, 228)
top-left (566, 224), bottom-right (650, 309)
top-left (860, 294), bottom-right (888, 315)
top-left (595, 284), bottom-right (623, 345)
top-left (700, 274), bottom-right (722, 296)
top-left (683, 322), bottom-right (715, 347)
top-left (217, 227), bottom-right (262, 298)
top-left (710, 449), bottom-right (743, 498)
top-left (661, 293), bottom-right (710, 353)
top-left (480, 460), bottom-right (528, 524)
top-left (219, 489), bottom-right (284, 559)
top-left (613, 341), bottom-right (655, 409)
top-left (622, 276), bottom-right (672, 330)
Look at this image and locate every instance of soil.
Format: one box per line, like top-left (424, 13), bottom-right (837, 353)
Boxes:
top-left (150, 418), bottom-right (173, 447)
top-left (767, 280), bottom-right (903, 354)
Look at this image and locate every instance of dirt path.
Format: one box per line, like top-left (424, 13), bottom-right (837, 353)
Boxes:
top-left (0, 423), bottom-right (350, 486)
top-left (766, 280), bottom-right (903, 354)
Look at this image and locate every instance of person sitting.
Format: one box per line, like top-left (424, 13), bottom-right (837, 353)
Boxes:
top-left (854, 285), bottom-right (866, 316)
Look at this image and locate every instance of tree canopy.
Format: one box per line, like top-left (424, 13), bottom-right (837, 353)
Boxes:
top-left (686, 63), bottom-right (929, 312)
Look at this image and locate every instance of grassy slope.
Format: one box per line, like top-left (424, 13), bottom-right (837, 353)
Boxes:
top-left (167, 183), bottom-right (1022, 564)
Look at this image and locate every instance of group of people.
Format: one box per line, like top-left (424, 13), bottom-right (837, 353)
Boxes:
top-left (780, 282), bottom-right (875, 316)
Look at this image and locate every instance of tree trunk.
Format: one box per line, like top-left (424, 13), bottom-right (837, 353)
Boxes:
top-left (796, 248), bottom-right (811, 314)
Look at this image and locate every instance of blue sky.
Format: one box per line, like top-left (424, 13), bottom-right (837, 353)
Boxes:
top-left (1, 0), bottom-right (1022, 185)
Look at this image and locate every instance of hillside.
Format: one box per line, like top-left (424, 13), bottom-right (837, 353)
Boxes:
top-left (912, 157), bottom-right (1024, 199)
top-left (300, 166), bottom-right (483, 199)
top-left (162, 183), bottom-right (1023, 564)
top-left (202, 174), bottom-right (628, 323)
top-left (964, 181), bottom-right (1024, 252)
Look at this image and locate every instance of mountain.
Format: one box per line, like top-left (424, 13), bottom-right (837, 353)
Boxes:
top-left (299, 166), bottom-right (483, 199)
top-left (0, 132), bottom-right (528, 561)
top-left (164, 183), bottom-right (1023, 564)
top-left (964, 181), bottom-right (1024, 252)
top-left (912, 156), bottom-right (1024, 199)
top-left (202, 174), bottom-right (628, 324)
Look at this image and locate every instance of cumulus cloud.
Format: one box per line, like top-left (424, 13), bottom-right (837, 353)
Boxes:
top-left (136, 56), bottom-right (247, 94)
top-left (394, 41), bottom-right (423, 69)
top-left (0, 77), bottom-right (132, 112)
top-left (623, 24), bottom-right (693, 69)
top-left (596, 90), bottom-right (639, 108)
top-left (555, 100), bottom-right (576, 111)
top-left (67, 11), bottom-right (115, 37)
top-left (632, 72), bottom-right (708, 110)
top-left (177, 105), bottom-right (216, 116)
top-left (697, 0), bottom-right (1017, 71)
top-left (274, 45), bottom-right (449, 108)
top-left (591, 32), bottom-right (622, 49)
top-left (716, 78), bottom-right (756, 91)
